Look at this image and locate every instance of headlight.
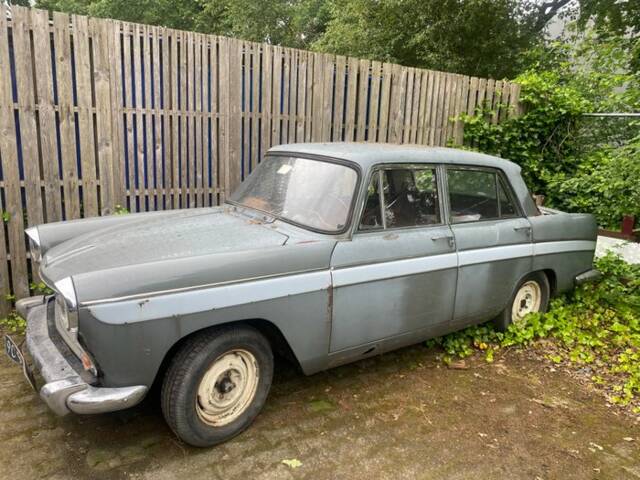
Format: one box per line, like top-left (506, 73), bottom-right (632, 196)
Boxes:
top-left (54, 277), bottom-right (79, 331)
top-left (25, 227), bottom-right (41, 263)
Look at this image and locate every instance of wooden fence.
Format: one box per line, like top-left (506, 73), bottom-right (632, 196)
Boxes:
top-left (0, 5), bottom-right (522, 314)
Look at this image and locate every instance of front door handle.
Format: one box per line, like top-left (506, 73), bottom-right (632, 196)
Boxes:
top-left (431, 234), bottom-right (455, 248)
top-left (513, 226), bottom-right (532, 235)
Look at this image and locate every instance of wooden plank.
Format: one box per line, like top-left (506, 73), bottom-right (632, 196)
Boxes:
top-left (227, 38), bottom-right (242, 193)
top-left (332, 55), bottom-right (346, 141)
top-left (179, 30), bottom-right (188, 206)
top-left (186, 31), bottom-right (196, 206)
top-left (409, 69), bottom-right (422, 143)
top-left (356, 58), bottom-right (369, 141)
top-left (122, 22), bottom-right (136, 211)
top-left (194, 33), bottom-right (203, 205)
top-left (343, 57), bottom-right (358, 142)
top-left (467, 76), bottom-right (479, 116)
top-left (377, 63), bottom-right (392, 143)
top-left (0, 184), bottom-right (11, 314)
top-left (142, 23), bottom-right (156, 209)
top-left (260, 44), bottom-right (272, 153)
top-left (202, 33), bottom-right (211, 205)
top-left (152, 26), bottom-right (164, 209)
top-left (509, 82), bottom-right (522, 117)
top-left (402, 68), bottom-right (415, 143)
top-left (108, 20), bottom-right (125, 211)
top-left (287, 49), bottom-right (298, 144)
top-left (281, 47), bottom-right (290, 143)
top-left (0, 4), bottom-right (29, 299)
top-left (321, 53), bottom-right (334, 142)
top-left (304, 53), bottom-right (314, 142)
top-left (431, 72), bottom-right (443, 145)
top-left (133, 23), bottom-right (147, 211)
top-left (12, 7), bottom-right (45, 229)
top-left (454, 75), bottom-right (469, 144)
top-left (295, 50), bottom-right (307, 142)
top-left (251, 43), bottom-right (261, 165)
top-left (416, 70), bottom-right (429, 144)
top-left (491, 79), bottom-right (502, 124)
top-left (32, 8), bottom-right (62, 222)
top-left (169, 29), bottom-right (179, 208)
top-left (72, 14), bottom-right (99, 217)
top-left (242, 41), bottom-right (250, 179)
top-left (388, 64), bottom-right (407, 144)
top-left (368, 61), bottom-right (382, 142)
top-left (271, 46), bottom-right (283, 145)
top-left (161, 27), bottom-right (171, 207)
top-left (217, 36), bottom-right (229, 200)
top-left (53, 12), bottom-right (81, 220)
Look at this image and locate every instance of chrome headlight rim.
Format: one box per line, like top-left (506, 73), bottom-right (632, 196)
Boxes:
top-left (25, 227), bottom-right (41, 263)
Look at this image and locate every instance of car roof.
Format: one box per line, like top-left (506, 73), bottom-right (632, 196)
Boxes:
top-left (268, 142), bottom-right (520, 173)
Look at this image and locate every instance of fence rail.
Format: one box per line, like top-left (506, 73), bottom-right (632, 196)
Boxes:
top-left (0, 5), bottom-right (522, 314)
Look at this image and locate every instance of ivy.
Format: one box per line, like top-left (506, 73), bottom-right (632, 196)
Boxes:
top-left (428, 253), bottom-right (640, 413)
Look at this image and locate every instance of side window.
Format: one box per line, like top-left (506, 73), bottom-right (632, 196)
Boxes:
top-left (359, 167), bottom-right (441, 230)
top-left (359, 173), bottom-right (383, 230)
top-left (448, 168), bottom-right (519, 223)
top-left (498, 179), bottom-right (517, 217)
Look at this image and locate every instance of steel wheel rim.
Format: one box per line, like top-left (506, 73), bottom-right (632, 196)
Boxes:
top-left (511, 280), bottom-right (542, 324)
top-left (196, 349), bottom-right (259, 427)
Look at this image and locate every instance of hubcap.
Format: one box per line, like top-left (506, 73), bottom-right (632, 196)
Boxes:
top-left (511, 280), bottom-right (542, 324)
top-left (196, 349), bottom-right (259, 427)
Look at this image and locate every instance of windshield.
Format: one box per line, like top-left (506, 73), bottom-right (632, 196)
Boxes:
top-left (229, 156), bottom-right (359, 233)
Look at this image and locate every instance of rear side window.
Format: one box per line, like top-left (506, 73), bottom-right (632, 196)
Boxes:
top-left (448, 169), bottom-right (518, 223)
top-left (359, 167), bottom-right (441, 230)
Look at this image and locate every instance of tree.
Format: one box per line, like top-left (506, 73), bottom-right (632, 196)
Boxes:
top-left (313, 0), bottom-right (549, 78)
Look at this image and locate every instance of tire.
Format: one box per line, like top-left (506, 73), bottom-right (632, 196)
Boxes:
top-left (493, 272), bottom-right (550, 332)
top-left (161, 325), bottom-right (273, 447)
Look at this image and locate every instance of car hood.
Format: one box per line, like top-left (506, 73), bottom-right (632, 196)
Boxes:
top-left (40, 208), bottom-right (290, 284)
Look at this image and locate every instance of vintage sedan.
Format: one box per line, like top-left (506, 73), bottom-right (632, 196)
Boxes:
top-left (5, 143), bottom-right (599, 447)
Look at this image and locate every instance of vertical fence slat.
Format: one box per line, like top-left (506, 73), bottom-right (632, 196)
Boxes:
top-left (73, 14), bottom-right (99, 217)
top-left (53, 12), bottom-right (81, 220)
top-left (0, 4), bottom-right (28, 301)
top-left (12, 7), bottom-right (44, 230)
top-left (32, 8), bottom-right (63, 223)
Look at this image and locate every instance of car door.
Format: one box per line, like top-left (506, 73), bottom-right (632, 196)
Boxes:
top-left (446, 166), bottom-right (533, 326)
top-left (328, 164), bottom-right (458, 361)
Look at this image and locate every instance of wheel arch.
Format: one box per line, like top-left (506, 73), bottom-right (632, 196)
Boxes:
top-left (151, 318), bottom-right (302, 390)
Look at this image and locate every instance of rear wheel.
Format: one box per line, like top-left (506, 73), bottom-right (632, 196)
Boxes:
top-left (493, 272), bottom-right (550, 332)
top-left (161, 326), bottom-right (273, 447)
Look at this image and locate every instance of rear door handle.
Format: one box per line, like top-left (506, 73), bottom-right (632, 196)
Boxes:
top-left (513, 226), bottom-right (531, 232)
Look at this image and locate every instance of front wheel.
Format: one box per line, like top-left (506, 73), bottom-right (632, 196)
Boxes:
top-left (493, 272), bottom-right (550, 332)
top-left (161, 326), bottom-right (273, 447)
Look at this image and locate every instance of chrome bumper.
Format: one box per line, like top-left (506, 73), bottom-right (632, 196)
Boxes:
top-left (575, 268), bottom-right (602, 285)
top-left (19, 297), bottom-right (147, 416)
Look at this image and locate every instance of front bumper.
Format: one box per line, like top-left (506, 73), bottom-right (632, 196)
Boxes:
top-left (18, 296), bottom-right (147, 415)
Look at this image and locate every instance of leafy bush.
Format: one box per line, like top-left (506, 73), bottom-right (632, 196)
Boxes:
top-left (0, 312), bottom-right (26, 335)
top-left (428, 254), bottom-right (640, 413)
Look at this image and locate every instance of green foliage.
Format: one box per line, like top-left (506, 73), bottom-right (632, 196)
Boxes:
top-left (456, 33), bottom-right (639, 228)
top-left (30, 281), bottom-right (54, 296)
top-left (313, 0), bottom-right (545, 78)
top-left (113, 204), bottom-right (129, 215)
top-left (0, 312), bottom-right (26, 335)
top-left (428, 254), bottom-right (640, 412)
top-left (2, 211), bottom-right (10, 223)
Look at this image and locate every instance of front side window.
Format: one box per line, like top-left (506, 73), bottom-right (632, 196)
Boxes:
top-left (359, 167), bottom-right (441, 230)
top-left (230, 156), bottom-right (358, 233)
top-left (448, 168), bottom-right (518, 223)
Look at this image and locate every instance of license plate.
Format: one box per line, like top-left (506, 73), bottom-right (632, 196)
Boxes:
top-left (4, 335), bottom-right (36, 390)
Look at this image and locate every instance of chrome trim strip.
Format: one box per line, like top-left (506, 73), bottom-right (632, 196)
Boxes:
top-left (88, 270), bottom-right (332, 323)
top-left (458, 243), bottom-right (533, 267)
top-left (82, 267), bottom-right (328, 306)
top-left (332, 253), bottom-right (457, 287)
top-left (25, 226), bottom-right (40, 245)
top-left (534, 240), bottom-right (596, 256)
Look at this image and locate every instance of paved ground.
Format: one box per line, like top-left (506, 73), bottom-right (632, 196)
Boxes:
top-left (596, 236), bottom-right (640, 264)
top-left (2, 343), bottom-right (639, 480)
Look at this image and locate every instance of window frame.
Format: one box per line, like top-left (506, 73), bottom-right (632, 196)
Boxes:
top-left (355, 163), bottom-right (446, 233)
top-left (444, 165), bottom-right (524, 224)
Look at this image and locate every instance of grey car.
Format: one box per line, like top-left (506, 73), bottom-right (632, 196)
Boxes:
top-left (5, 143), bottom-right (599, 447)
